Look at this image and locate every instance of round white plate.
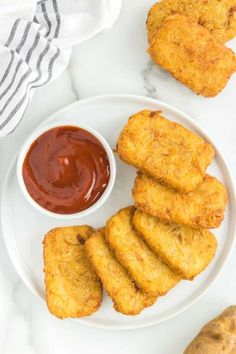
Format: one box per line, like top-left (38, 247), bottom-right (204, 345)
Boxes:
top-left (1, 94), bottom-right (235, 330)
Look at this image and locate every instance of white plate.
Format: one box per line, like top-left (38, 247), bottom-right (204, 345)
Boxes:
top-left (1, 94), bottom-right (236, 330)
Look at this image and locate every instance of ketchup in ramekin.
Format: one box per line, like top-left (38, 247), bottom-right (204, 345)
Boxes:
top-left (22, 125), bottom-right (110, 214)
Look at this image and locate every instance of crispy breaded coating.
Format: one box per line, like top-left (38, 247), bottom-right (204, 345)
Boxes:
top-left (86, 229), bottom-right (157, 315)
top-left (132, 210), bottom-right (217, 280)
top-left (105, 207), bottom-right (180, 296)
top-left (147, 0), bottom-right (236, 43)
top-left (117, 110), bottom-right (214, 192)
top-left (133, 173), bottom-right (227, 229)
top-left (43, 226), bottom-right (102, 319)
top-left (148, 14), bottom-right (236, 97)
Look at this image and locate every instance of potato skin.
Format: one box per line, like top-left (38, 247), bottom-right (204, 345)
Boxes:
top-left (184, 306), bottom-right (236, 353)
top-left (148, 14), bottom-right (236, 97)
top-left (147, 0), bottom-right (236, 44)
top-left (117, 110), bottom-right (214, 193)
top-left (43, 226), bottom-right (102, 319)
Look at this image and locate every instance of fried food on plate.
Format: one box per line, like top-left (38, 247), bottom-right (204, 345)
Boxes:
top-left (117, 110), bottom-right (214, 192)
top-left (43, 226), bottom-right (102, 319)
top-left (147, 0), bottom-right (236, 43)
top-left (148, 14), bottom-right (236, 97)
top-left (132, 210), bottom-right (217, 280)
top-left (133, 173), bottom-right (227, 229)
top-left (105, 207), bottom-right (180, 296)
top-left (86, 229), bottom-right (157, 315)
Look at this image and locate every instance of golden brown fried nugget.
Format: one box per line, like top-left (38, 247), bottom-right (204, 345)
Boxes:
top-left (147, 0), bottom-right (236, 43)
top-left (133, 211), bottom-right (217, 280)
top-left (133, 173), bottom-right (227, 229)
top-left (105, 207), bottom-right (180, 296)
top-left (148, 14), bottom-right (236, 97)
top-left (117, 110), bottom-right (214, 192)
top-left (86, 229), bottom-right (157, 315)
top-left (43, 226), bottom-right (102, 319)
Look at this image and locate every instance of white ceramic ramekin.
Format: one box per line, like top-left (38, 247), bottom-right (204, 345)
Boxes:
top-left (16, 122), bottom-right (116, 219)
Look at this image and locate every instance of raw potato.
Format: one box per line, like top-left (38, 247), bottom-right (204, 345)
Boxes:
top-left (148, 14), bottom-right (236, 97)
top-left (117, 110), bottom-right (214, 193)
top-left (184, 306), bottom-right (236, 353)
top-left (43, 226), bottom-right (102, 319)
top-left (147, 0), bottom-right (236, 43)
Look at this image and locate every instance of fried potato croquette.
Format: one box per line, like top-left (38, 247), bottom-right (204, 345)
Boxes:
top-left (43, 226), bottom-right (102, 319)
top-left (147, 0), bottom-right (236, 43)
top-left (105, 207), bottom-right (180, 296)
top-left (117, 110), bottom-right (214, 192)
top-left (132, 210), bottom-right (217, 280)
top-left (133, 173), bottom-right (227, 229)
top-left (148, 14), bottom-right (236, 97)
top-left (86, 229), bottom-right (157, 315)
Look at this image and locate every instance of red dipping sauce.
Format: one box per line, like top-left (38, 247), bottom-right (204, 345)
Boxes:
top-left (22, 126), bottom-right (110, 214)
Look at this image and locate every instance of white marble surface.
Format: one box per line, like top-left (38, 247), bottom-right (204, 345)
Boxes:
top-left (0, 1), bottom-right (236, 353)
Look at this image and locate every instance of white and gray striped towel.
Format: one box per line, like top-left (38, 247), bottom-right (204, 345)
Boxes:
top-left (0, 0), bottom-right (122, 137)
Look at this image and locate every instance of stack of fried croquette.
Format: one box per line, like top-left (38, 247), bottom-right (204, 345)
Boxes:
top-left (117, 110), bottom-right (227, 230)
top-left (146, 0), bottom-right (236, 96)
top-left (43, 110), bottom-right (227, 319)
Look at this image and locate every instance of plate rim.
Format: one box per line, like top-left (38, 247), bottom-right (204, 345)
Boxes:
top-left (1, 93), bottom-right (236, 330)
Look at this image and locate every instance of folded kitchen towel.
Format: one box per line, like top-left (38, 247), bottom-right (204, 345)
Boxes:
top-left (0, 0), bottom-right (122, 137)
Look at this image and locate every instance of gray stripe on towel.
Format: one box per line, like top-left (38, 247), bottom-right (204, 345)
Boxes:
top-left (0, 42), bottom-right (52, 130)
top-left (52, 0), bottom-right (61, 38)
top-left (5, 19), bottom-right (20, 47)
top-left (1, 46), bottom-right (60, 132)
top-left (41, 2), bottom-right (52, 37)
